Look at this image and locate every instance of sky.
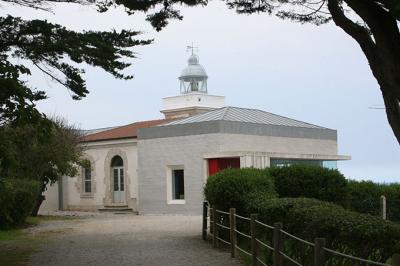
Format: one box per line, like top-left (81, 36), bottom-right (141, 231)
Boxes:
top-left (2, 1), bottom-right (399, 182)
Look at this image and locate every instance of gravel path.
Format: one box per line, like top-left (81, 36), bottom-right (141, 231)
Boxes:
top-left (28, 213), bottom-right (242, 266)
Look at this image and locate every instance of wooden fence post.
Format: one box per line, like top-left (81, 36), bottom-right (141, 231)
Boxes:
top-left (251, 214), bottom-right (259, 266)
top-left (212, 206), bottom-right (217, 248)
top-left (314, 238), bottom-right (326, 266)
top-left (393, 254), bottom-right (400, 266)
top-left (230, 208), bottom-right (236, 258)
top-left (273, 222), bottom-right (283, 266)
top-left (202, 201), bottom-right (208, 241)
top-left (381, 195), bottom-right (387, 220)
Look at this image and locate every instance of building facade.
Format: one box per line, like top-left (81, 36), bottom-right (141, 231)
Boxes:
top-left (39, 52), bottom-right (350, 214)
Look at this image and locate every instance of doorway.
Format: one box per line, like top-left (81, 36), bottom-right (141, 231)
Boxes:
top-left (111, 156), bottom-right (125, 203)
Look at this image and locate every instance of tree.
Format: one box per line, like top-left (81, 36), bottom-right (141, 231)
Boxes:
top-left (3, 1), bottom-right (399, 144)
top-left (0, 117), bottom-right (85, 216)
top-left (225, 0), bottom-right (400, 145)
top-left (0, 9), bottom-right (151, 124)
top-left (0, 1), bottom-right (157, 215)
top-left (98, 0), bottom-right (400, 145)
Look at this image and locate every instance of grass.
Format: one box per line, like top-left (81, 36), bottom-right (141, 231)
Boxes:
top-left (0, 215), bottom-right (75, 266)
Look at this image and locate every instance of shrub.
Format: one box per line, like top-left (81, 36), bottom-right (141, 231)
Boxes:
top-left (250, 197), bottom-right (400, 263)
top-left (346, 180), bottom-right (381, 216)
top-left (269, 165), bottom-right (347, 205)
top-left (204, 168), bottom-right (277, 213)
top-left (347, 180), bottom-right (400, 222)
top-left (0, 178), bottom-right (39, 229)
top-left (382, 183), bottom-right (400, 222)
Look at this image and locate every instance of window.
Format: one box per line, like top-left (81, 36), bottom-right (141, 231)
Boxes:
top-left (270, 159), bottom-right (337, 169)
top-left (167, 166), bottom-right (185, 204)
top-left (111, 155), bottom-right (123, 167)
top-left (83, 166), bottom-right (92, 193)
top-left (172, 169), bottom-right (184, 200)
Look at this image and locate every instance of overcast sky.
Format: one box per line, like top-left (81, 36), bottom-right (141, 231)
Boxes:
top-left (3, 1), bottom-right (399, 182)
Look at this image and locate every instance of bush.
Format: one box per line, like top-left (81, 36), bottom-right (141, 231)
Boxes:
top-left (346, 180), bottom-right (381, 216)
top-left (269, 165), bottom-right (347, 205)
top-left (347, 180), bottom-right (400, 222)
top-left (0, 178), bottom-right (39, 229)
top-left (382, 183), bottom-right (400, 222)
top-left (204, 168), bottom-right (277, 213)
top-left (250, 197), bottom-right (400, 263)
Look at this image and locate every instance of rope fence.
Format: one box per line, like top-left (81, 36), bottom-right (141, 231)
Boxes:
top-left (202, 201), bottom-right (400, 266)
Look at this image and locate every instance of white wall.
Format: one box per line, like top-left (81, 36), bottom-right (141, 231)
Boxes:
top-left (39, 182), bottom-right (59, 213)
top-left (138, 132), bottom-right (339, 214)
top-left (161, 93), bottom-right (225, 111)
top-left (65, 141), bottom-right (138, 211)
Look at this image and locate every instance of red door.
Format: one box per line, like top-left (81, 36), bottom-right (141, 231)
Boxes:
top-left (208, 157), bottom-right (240, 176)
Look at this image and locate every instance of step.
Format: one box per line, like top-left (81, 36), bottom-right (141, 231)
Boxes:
top-left (98, 205), bottom-right (134, 213)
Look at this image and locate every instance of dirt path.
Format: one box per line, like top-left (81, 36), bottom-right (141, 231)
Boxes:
top-left (28, 214), bottom-right (242, 266)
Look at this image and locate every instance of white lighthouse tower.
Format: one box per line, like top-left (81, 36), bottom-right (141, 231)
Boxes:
top-left (160, 47), bottom-right (225, 119)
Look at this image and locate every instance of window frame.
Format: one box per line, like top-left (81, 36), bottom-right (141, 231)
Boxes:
top-left (83, 166), bottom-right (92, 194)
top-left (166, 165), bottom-right (185, 205)
top-left (82, 165), bottom-right (93, 196)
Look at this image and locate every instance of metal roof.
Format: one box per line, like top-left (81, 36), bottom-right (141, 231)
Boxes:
top-left (179, 54), bottom-right (208, 79)
top-left (163, 106), bottom-right (327, 129)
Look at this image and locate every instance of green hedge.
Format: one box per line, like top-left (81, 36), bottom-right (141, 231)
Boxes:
top-left (382, 183), bottom-right (400, 222)
top-left (204, 167), bottom-right (400, 263)
top-left (0, 178), bottom-right (39, 229)
top-left (249, 197), bottom-right (400, 264)
top-left (347, 180), bottom-right (400, 222)
top-left (269, 165), bottom-right (347, 205)
top-left (204, 168), bottom-right (277, 213)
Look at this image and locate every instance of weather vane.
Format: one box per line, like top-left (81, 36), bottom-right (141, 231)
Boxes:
top-left (186, 42), bottom-right (198, 55)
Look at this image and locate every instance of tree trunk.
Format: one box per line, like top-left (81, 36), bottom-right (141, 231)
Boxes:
top-left (328, 0), bottom-right (400, 145)
top-left (31, 182), bottom-right (46, 216)
top-left (382, 91), bottom-right (400, 144)
top-left (31, 194), bottom-right (45, 217)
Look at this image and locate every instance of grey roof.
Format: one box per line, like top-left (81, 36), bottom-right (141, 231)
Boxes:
top-left (163, 106), bottom-right (327, 129)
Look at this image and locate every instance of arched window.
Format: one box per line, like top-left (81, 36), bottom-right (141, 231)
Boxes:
top-left (111, 155), bottom-right (123, 167)
top-left (83, 163), bottom-right (92, 193)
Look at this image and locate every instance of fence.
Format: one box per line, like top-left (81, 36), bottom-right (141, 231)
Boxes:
top-left (201, 202), bottom-right (400, 266)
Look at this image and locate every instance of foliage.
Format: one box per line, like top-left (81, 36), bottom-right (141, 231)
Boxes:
top-left (103, 0), bottom-right (400, 145)
top-left (0, 1), bottom-right (153, 219)
top-left (249, 197), bottom-right (400, 263)
top-left (346, 180), bottom-right (381, 216)
top-left (346, 180), bottom-right (400, 222)
top-left (381, 183), bottom-right (400, 222)
top-left (0, 117), bottom-right (83, 183)
top-left (0, 117), bottom-right (84, 215)
top-left (269, 165), bottom-right (347, 205)
top-left (0, 179), bottom-right (39, 229)
top-left (3, 0), bottom-right (400, 144)
top-left (204, 168), bottom-right (277, 213)
top-left (0, 14), bottom-right (151, 125)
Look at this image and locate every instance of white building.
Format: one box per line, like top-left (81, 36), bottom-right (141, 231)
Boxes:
top-left (40, 52), bottom-right (350, 214)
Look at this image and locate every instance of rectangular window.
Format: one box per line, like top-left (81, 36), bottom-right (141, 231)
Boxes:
top-left (167, 166), bottom-right (185, 204)
top-left (119, 168), bottom-right (124, 191)
top-left (172, 169), bottom-right (184, 200)
top-left (84, 167), bottom-right (92, 193)
top-left (270, 159), bottom-right (337, 169)
top-left (113, 168), bottom-right (119, 191)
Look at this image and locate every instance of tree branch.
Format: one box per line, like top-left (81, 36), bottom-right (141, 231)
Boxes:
top-left (327, 0), bottom-right (376, 58)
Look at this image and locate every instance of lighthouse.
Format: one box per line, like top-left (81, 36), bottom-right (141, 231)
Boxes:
top-left (160, 48), bottom-right (225, 119)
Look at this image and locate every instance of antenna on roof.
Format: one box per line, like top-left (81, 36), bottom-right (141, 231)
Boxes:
top-left (186, 42), bottom-right (198, 55)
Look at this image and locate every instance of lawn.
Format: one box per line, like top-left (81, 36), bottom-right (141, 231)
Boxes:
top-left (0, 216), bottom-right (75, 266)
